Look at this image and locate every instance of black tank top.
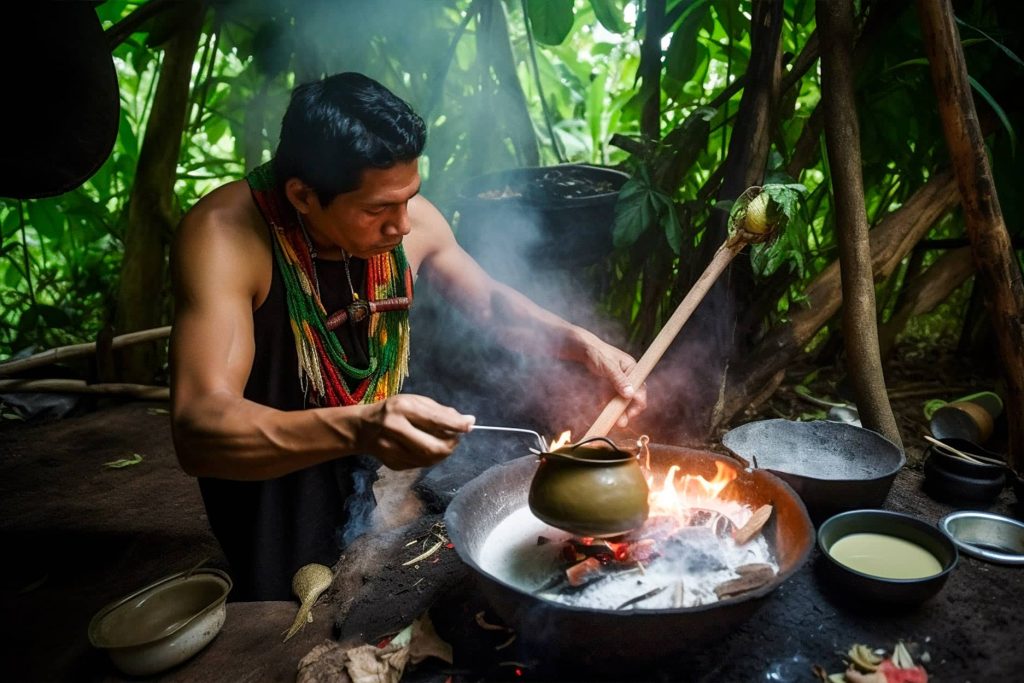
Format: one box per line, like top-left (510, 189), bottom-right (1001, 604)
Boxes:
top-left (198, 251), bottom-right (380, 601)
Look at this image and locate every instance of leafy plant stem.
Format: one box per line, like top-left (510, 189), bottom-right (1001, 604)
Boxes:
top-left (189, 19), bottom-right (221, 136)
top-left (17, 200), bottom-right (36, 305)
top-left (426, 0), bottom-right (479, 117)
top-left (520, 0), bottom-right (566, 163)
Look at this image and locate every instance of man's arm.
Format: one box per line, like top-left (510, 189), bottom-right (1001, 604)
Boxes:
top-left (169, 187), bottom-right (472, 481)
top-left (407, 197), bottom-right (647, 425)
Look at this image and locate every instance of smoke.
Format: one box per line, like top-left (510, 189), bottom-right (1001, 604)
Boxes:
top-left (337, 456), bottom-right (380, 549)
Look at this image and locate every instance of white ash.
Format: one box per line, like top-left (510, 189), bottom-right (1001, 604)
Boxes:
top-left (478, 506), bottom-right (777, 611)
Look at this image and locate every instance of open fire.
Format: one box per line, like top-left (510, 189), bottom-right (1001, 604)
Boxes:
top-left (479, 434), bottom-right (778, 610)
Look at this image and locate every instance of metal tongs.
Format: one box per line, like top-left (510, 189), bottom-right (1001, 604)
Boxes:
top-left (470, 424), bottom-right (549, 453)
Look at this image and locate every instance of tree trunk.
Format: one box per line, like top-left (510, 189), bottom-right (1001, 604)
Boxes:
top-left (668, 0), bottom-right (781, 437)
top-left (878, 247), bottom-right (974, 358)
top-left (639, 0), bottom-right (665, 142)
top-left (114, 1), bottom-right (204, 382)
top-left (816, 0), bottom-right (902, 447)
top-left (717, 172), bottom-right (959, 427)
top-left (917, 0), bottom-right (1024, 473)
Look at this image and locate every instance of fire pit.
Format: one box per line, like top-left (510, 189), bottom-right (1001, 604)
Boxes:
top-left (445, 442), bottom-right (814, 667)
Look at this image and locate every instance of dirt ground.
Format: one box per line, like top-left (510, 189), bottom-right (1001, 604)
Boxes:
top-left (1, 349), bottom-right (1022, 681)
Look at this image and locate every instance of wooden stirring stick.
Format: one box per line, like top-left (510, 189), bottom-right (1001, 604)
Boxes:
top-left (584, 220), bottom-right (776, 440)
top-left (922, 434), bottom-right (1007, 468)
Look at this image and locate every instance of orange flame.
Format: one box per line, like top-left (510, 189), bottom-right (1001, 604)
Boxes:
top-left (647, 461), bottom-right (737, 517)
top-left (549, 430), bottom-right (573, 451)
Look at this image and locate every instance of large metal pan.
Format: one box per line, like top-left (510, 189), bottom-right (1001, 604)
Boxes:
top-left (444, 443), bottom-right (813, 669)
top-left (722, 419), bottom-right (905, 525)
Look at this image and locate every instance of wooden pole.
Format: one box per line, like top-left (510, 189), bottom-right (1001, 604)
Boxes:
top-left (584, 239), bottom-right (745, 439)
top-left (0, 379), bottom-right (168, 400)
top-left (0, 326), bottom-right (171, 376)
top-left (916, 0), bottom-right (1024, 473)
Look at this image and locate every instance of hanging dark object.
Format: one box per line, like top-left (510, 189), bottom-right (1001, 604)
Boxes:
top-left (0, 2), bottom-right (120, 199)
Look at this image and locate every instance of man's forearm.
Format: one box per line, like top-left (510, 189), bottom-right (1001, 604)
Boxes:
top-left (172, 393), bottom-right (369, 480)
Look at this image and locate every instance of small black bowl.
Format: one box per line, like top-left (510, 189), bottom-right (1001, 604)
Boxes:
top-left (817, 510), bottom-right (957, 605)
top-left (923, 445), bottom-right (1006, 505)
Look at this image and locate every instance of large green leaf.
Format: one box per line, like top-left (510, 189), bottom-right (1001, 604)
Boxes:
top-left (27, 200), bottom-right (65, 241)
top-left (589, 0), bottom-right (629, 34)
top-left (527, 0), bottom-right (575, 46)
top-left (665, 0), bottom-right (710, 85)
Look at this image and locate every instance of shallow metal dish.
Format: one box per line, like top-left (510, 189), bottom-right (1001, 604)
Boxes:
top-left (88, 568), bottom-right (232, 676)
top-left (939, 511), bottom-right (1024, 565)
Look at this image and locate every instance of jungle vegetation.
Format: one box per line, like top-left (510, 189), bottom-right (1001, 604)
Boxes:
top-left (0, 0), bottom-right (1021, 446)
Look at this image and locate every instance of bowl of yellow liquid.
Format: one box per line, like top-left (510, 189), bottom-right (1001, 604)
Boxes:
top-left (817, 510), bottom-right (958, 604)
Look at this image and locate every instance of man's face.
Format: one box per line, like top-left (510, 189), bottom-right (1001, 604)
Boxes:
top-left (307, 159), bottom-right (421, 259)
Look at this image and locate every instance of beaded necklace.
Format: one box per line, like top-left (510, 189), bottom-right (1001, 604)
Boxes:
top-left (246, 162), bottom-right (412, 407)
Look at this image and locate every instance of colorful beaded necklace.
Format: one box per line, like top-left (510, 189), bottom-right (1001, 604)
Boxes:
top-left (246, 162), bottom-right (411, 406)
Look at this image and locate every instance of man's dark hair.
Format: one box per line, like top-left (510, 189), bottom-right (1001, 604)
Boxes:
top-left (273, 72), bottom-right (426, 206)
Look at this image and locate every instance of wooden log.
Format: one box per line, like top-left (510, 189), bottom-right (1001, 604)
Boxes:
top-left (916, 0), bottom-right (1024, 473)
top-left (0, 326), bottom-right (171, 376)
top-left (878, 247), bottom-right (974, 358)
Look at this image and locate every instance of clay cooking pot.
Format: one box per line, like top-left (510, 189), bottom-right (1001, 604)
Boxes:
top-left (528, 436), bottom-right (649, 537)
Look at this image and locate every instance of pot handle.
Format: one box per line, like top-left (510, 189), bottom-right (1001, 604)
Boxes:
top-left (568, 436), bottom-right (621, 452)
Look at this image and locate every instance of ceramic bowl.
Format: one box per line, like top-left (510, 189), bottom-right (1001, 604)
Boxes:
top-left (88, 568), bottom-right (232, 676)
top-left (817, 510), bottom-right (957, 605)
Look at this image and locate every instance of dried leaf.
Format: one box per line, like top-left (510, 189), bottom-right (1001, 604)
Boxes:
top-left (892, 642), bottom-right (915, 669)
top-left (848, 643), bottom-right (882, 672)
top-left (402, 540), bottom-right (442, 566)
top-left (102, 453), bottom-right (144, 469)
top-left (474, 611), bottom-right (509, 632)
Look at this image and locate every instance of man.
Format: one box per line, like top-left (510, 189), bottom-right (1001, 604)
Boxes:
top-left (170, 72), bottom-right (646, 600)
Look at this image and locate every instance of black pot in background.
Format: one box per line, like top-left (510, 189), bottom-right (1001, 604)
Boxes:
top-left (454, 164), bottom-right (629, 318)
top-left (923, 442), bottom-right (1006, 506)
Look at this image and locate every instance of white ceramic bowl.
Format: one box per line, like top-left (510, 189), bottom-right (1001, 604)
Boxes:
top-left (88, 568), bottom-right (232, 676)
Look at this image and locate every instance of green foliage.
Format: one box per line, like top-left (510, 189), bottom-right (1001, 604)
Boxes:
top-left (2, 0), bottom-right (1020, 364)
top-left (526, 0), bottom-right (576, 46)
top-left (612, 166), bottom-right (682, 254)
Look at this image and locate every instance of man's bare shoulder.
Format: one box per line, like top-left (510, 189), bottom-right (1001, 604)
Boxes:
top-left (404, 194), bottom-right (454, 272)
top-left (178, 180), bottom-right (266, 247)
top-left (173, 180), bottom-right (272, 301)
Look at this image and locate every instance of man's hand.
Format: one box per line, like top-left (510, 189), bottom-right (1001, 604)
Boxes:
top-left (357, 394), bottom-right (475, 470)
top-left (574, 332), bottom-right (648, 428)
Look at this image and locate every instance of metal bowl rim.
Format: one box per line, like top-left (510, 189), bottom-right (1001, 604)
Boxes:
top-left (722, 419), bottom-right (906, 484)
top-left (87, 567), bottom-right (232, 649)
top-left (939, 511), bottom-right (1024, 565)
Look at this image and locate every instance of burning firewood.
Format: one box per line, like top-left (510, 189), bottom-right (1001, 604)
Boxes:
top-left (713, 564), bottom-right (777, 599)
top-left (565, 557), bottom-right (604, 587)
top-left (733, 504), bottom-right (773, 545)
